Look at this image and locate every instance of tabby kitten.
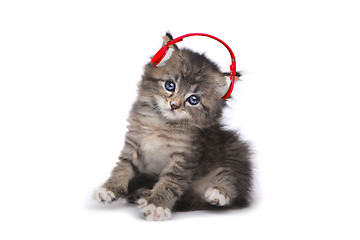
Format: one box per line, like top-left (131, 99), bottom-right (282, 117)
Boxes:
top-left (93, 33), bottom-right (253, 221)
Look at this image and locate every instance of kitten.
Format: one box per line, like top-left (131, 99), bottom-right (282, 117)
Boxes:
top-left (93, 33), bottom-right (253, 221)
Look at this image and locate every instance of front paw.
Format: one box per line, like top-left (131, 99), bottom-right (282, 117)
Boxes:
top-left (93, 187), bottom-right (117, 203)
top-left (137, 198), bottom-right (172, 221)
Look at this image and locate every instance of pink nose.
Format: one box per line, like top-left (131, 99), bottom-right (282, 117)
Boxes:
top-left (170, 101), bottom-right (180, 110)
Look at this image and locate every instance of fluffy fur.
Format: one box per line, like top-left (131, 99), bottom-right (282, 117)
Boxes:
top-left (93, 33), bottom-right (253, 220)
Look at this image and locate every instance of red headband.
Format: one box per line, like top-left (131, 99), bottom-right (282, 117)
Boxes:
top-left (151, 33), bottom-right (236, 100)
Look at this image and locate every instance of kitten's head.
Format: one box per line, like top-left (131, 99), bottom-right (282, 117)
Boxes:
top-left (138, 33), bottom-right (239, 128)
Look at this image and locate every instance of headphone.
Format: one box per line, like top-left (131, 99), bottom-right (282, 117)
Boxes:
top-left (151, 33), bottom-right (237, 100)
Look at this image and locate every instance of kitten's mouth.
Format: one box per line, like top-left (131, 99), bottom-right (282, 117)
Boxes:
top-left (167, 108), bottom-right (178, 116)
top-left (161, 107), bottom-right (182, 121)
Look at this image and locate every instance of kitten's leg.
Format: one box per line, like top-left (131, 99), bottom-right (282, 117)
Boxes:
top-left (196, 167), bottom-right (237, 207)
top-left (93, 139), bottom-right (138, 203)
top-left (138, 153), bottom-right (193, 221)
top-left (94, 160), bottom-right (135, 203)
top-left (200, 132), bottom-right (253, 208)
top-left (125, 174), bottom-right (158, 203)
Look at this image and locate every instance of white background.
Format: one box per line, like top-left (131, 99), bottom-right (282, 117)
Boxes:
top-left (1, 0), bottom-right (359, 239)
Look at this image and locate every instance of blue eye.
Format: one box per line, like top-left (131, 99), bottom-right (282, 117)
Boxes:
top-left (187, 95), bottom-right (200, 105)
top-left (165, 81), bottom-right (176, 92)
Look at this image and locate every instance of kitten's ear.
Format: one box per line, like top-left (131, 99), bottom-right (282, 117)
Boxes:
top-left (223, 71), bottom-right (241, 81)
top-left (154, 32), bottom-right (178, 67)
top-left (162, 32), bottom-right (179, 50)
top-left (219, 72), bottom-right (241, 98)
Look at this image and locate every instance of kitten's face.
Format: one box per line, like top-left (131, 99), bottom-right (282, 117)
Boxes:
top-left (155, 76), bottom-right (206, 121)
top-left (138, 47), bottom-right (230, 128)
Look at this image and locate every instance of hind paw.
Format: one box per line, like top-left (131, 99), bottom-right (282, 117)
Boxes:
top-left (204, 187), bottom-right (230, 206)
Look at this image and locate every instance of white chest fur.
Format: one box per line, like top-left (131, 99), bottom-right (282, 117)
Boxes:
top-left (140, 132), bottom-right (175, 175)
